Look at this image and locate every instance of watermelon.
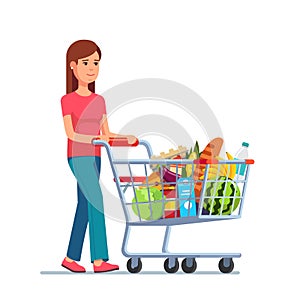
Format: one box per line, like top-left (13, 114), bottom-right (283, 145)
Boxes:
top-left (203, 176), bottom-right (241, 215)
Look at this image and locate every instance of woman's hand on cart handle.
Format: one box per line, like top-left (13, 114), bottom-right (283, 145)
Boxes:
top-left (109, 135), bottom-right (139, 147)
top-left (126, 135), bottom-right (138, 145)
top-left (92, 135), bottom-right (139, 147)
top-left (91, 135), bottom-right (110, 143)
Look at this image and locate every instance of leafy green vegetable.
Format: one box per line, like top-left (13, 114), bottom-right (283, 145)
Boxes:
top-left (132, 187), bottom-right (164, 220)
top-left (194, 140), bottom-right (200, 158)
top-left (181, 166), bottom-right (187, 177)
top-left (181, 140), bottom-right (201, 177)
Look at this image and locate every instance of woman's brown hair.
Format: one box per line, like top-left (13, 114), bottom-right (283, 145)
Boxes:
top-left (66, 40), bottom-right (101, 94)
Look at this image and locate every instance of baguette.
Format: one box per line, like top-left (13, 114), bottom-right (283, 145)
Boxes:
top-left (193, 137), bottom-right (223, 201)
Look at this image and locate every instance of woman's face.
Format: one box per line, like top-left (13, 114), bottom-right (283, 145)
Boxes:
top-left (70, 51), bottom-right (100, 84)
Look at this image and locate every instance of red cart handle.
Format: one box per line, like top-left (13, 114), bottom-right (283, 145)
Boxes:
top-left (109, 137), bottom-right (139, 147)
top-left (193, 158), bottom-right (255, 164)
top-left (92, 137), bottom-right (139, 147)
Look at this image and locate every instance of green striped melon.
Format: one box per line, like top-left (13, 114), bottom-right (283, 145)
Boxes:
top-left (203, 176), bottom-right (241, 215)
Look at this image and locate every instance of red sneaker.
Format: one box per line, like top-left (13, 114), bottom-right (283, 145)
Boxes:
top-left (61, 258), bottom-right (86, 273)
top-left (93, 261), bottom-right (119, 273)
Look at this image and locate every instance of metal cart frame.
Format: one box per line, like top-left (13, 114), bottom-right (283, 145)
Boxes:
top-left (93, 139), bottom-right (254, 273)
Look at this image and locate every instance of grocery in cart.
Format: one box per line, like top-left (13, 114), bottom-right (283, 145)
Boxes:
top-left (93, 137), bottom-right (254, 273)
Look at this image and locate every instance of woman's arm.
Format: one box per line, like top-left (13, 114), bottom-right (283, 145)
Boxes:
top-left (100, 114), bottom-right (137, 144)
top-left (63, 115), bottom-right (108, 143)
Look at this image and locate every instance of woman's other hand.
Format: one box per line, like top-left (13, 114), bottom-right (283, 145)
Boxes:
top-left (126, 135), bottom-right (138, 145)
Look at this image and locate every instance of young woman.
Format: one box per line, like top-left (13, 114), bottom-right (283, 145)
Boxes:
top-left (61, 40), bottom-right (137, 273)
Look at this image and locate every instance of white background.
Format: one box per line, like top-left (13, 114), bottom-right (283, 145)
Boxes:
top-left (1, 0), bottom-right (299, 299)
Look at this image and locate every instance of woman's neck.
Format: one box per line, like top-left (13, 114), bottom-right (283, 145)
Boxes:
top-left (76, 83), bottom-right (92, 96)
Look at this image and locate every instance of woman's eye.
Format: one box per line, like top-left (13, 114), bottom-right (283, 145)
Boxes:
top-left (83, 61), bottom-right (88, 66)
top-left (94, 62), bottom-right (99, 66)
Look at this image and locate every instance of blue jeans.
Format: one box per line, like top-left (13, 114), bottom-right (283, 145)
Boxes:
top-left (66, 156), bottom-right (108, 262)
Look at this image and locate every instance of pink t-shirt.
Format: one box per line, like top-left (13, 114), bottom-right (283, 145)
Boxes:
top-left (61, 92), bottom-right (107, 157)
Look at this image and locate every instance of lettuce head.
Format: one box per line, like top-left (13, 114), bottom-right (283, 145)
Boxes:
top-left (132, 187), bottom-right (164, 220)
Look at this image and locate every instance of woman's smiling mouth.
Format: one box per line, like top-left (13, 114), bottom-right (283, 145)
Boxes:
top-left (87, 73), bottom-right (95, 76)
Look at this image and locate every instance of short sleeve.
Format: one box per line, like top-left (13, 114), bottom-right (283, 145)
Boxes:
top-left (99, 95), bottom-right (107, 116)
top-left (61, 95), bottom-right (72, 116)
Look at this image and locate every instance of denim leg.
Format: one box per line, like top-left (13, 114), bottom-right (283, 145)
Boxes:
top-left (66, 184), bottom-right (88, 261)
top-left (68, 156), bottom-right (109, 262)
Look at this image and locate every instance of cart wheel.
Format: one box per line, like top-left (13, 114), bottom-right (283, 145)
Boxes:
top-left (127, 258), bottom-right (142, 273)
top-left (218, 258), bottom-right (234, 273)
top-left (164, 258), bottom-right (179, 273)
top-left (181, 258), bottom-right (197, 273)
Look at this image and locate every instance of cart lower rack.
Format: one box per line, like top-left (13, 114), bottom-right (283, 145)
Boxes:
top-left (93, 139), bottom-right (254, 273)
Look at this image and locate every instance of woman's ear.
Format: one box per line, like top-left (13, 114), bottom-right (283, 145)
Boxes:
top-left (70, 61), bottom-right (76, 70)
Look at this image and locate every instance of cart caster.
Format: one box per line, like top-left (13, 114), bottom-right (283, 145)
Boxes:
top-left (127, 258), bottom-right (142, 273)
top-left (181, 258), bottom-right (197, 273)
top-left (164, 258), bottom-right (179, 273)
top-left (218, 258), bottom-right (234, 273)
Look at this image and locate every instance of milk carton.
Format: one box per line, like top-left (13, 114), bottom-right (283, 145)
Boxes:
top-left (177, 177), bottom-right (197, 217)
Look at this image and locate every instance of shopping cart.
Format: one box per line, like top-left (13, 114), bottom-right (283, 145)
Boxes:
top-left (93, 138), bottom-right (254, 274)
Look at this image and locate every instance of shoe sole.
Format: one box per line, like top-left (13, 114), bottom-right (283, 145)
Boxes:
top-left (61, 264), bottom-right (86, 273)
top-left (94, 267), bottom-right (119, 273)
